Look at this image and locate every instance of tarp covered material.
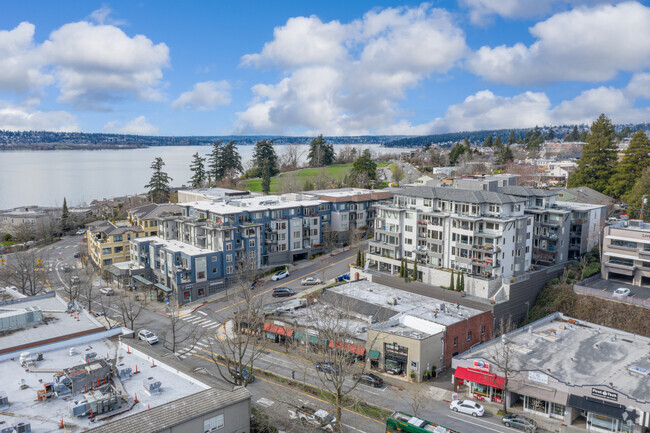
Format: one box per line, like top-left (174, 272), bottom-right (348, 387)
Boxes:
top-left (454, 366), bottom-right (505, 389)
top-left (154, 282), bottom-right (172, 293)
top-left (132, 275), bottom-right (153, 285)
top-left (368, 349), bottom-right (380, 360)
top-left (328, 340), bottom-right (366, 356)
top-left (568, 395), bottom-right (637, 422)
top-left (262, 323), bottom-right (294, 337)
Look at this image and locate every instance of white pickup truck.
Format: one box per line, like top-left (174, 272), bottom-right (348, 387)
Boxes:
top-left (296, 406), bottom-right (335, 431)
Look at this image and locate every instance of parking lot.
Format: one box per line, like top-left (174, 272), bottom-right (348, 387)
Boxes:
top-left (585, 278), bottom-right (650, 303)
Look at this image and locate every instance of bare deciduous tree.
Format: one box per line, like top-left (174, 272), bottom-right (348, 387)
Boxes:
top-left (118, 291), bottom-right (148, 337)
top-left (278, 173), bottom-right (303, 194)
top-left (399, 381), bottom-right (429, 417)
top-left (0, 249), bottom-right (49, 295)
top-left (279, 143), bottom-right (303, 171)
top-left (208, 259), bottom-right (269, 387)
top-left (486, 316), bottom-right (519, 414)
top-left (162, 302), bottom-right (205, 357)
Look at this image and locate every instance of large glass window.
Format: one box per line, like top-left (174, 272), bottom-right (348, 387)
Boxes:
top-left (525, 396), bottom-right (548, 414)
top-left (550, 402), bottom-right (565, 418)
top-left (471, 382), bottom-right (490, 398)
top-left (609, 257), bottom-right (634, 267)
top-left (610, 239), bottom-right (637, 249)
top-left (588, 413), bottom-right (616, 432)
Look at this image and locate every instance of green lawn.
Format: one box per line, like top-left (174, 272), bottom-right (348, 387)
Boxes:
top-left (241, 164), bottom-right (354, 193)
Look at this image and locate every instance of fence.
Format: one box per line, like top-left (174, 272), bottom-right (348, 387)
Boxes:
top-left (573, 283), bottom-right (650, 308)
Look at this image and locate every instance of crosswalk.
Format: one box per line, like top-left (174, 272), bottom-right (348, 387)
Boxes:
top-left (173, 335), bottom-right (216, 360)
top-left (180, 313), bottom-right (222, 329)
top-left (174, 312), bottom-right (226, 360)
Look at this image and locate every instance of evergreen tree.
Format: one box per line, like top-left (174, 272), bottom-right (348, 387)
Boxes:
top-left (449, 270), bottom-right (455, 291)
top-left (482, 135), bottom-right (493, 148)
top-left (145, 157), bottom-right (173, 203)
top-left (208, 141), bottom-right (225, 181)
top-left (506, 130), bottom-right (516, 145)
top-left (222, 141), bottom-right (243, 175)
top-left (308, 135), bottom-right (335, 167)
top-left (456, 271), bottom-right (461, 291)
top-left (61, 197), bottom-right (69, 232)
top-left (254, 139), bottom-right (279, 177)
top-left (449, 143), bottom-right (470, 165)
top-left (567, 125), bottom-right (580, 141)
top-left (495, 144), bottom-right (514, 166)
top-left (356, 249), bottom-right (362, 267)
top-left (568, 114), bottom-right (618, 193)
top-left (189, 152), bottom-right (207, 187)
top-left (351, 149), bottom-right (377, 180)
top-left (623, 166), bottom-right (650, 221)
top-left (579, 130), bottom-right (589, 142)
top-left (525, 126), bottom-right (543, 151)
top-left (494, 135), bottom-right (503, 148)
top-left (607, 130), bottom-right (650, 198)
top-left (260, 161), bottom-right (272, 194)
top-left (547, 128), bottom-right (555, 140)
top-left (412, 261), bottom-right (418, 281)
top-left (461, 272), bottom-right (465, 291)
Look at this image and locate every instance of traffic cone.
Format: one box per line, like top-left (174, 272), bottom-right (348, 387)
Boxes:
top-left (84, 384), bottom-right (87, 392)
top-left (127, 347), bottom-right (131, 354)
top-left (60, 418), bottom-right (64, 429)
top-left (147, 404), bottom-right (150, 409)
top-left (104, 375), bottom-right (107, 384)
top-left (135, 364), bottom-right (138, 374)
top-left (97, 378), bottom-right (100, 387)
top-left (151, 359), bottom-right (156, 368)
top-left (90, 408), bottom-right (93, 418)
top-left (134, 393), bottom-right (138, 403)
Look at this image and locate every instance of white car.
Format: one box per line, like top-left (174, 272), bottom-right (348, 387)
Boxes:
top-left (99, 287), bottom-right (114, 296)
top-left (271, 269), bottom-right (290, 281)
top-left (450, 400), bottom-right (485, 417)
top-left (613, 287), bottom-right (631, 297)
top-left (76, 229), bottom-right (85, 235)
top-left (301, 277), bottom-right (322, 286)
top-left (138, 330), bottom-right (158, 344)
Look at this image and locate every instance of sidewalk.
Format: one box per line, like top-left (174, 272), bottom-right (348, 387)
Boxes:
top-left (166, 245), bottom-right (357, 316)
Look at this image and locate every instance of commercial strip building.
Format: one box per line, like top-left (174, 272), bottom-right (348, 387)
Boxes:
top-left (602, 219), bottom-right (650, 287)
top-left (261, 281), bottom-right (493, 381)
top-left (0, 290), bottom-right (251, 433)
top-left (452, 312), bottom-right (650, 433)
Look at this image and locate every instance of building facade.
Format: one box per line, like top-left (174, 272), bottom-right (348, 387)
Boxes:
top-left (87, 220), bottom-right (143, 271)
top-left (602, 219), bottom-right (650, 287)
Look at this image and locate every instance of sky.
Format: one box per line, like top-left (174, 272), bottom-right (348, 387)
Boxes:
top-left (0, 0), bottom-right (649, 137)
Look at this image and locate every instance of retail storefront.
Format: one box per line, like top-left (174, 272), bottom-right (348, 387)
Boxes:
top-left (568, 394), bottom-right (637, 433)
top-left (453, 365), bottom-right (504, 403)
top-left (328, 340), bottom-right (366, 362)
top-left (384, 342), bottom-right (409, 375)
top-left (263, 323), bottom-right (294, 343)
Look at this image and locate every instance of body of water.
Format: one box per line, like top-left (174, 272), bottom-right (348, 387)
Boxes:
top-left (0, 144), bottom-right (409, 209)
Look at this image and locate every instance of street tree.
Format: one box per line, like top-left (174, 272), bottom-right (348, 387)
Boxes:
top-left (390, 164), bottom-right (404, 184)
top-left (607, 129), bottom-right (650, 198)
top-left (162, 302), bottom-right (205, 357)
top-left (568, 114), bottom-right (618, 193)
top-left (0, 249), bottom-right (49, 296)
top-left (525, 126), bottom-right (543, 152)
top-left (486, 317), bottom-right (519, 415)
top-left (399, 381), bottom-right (429, 417)
top-left (189, 152), bottom-right (207, 187)
top-left (118, 291), bottom-right (148, 337)
top-left (254, 139), bottom-right (279, 177)
top-left (145, 157), bottom-right (173, 203)
top-left (308, 135), bottom-right (335, 167)
top-left (428, 146), bottom-right (449, 167)
top-left (61, 197), bottom-right (70, 232)
top-left (449, 142), bottom-right (470, 165)
top-left (208, 259), bottom-right (268, 387)
top-left (495, 143), bottom-right (514, 166)
top-left (209, 141), bottom-right (225, 181)
top-left (623, 166), bottom-right (650, 221)
top-left (546, 127), bottom-right (555, 139)
top-left (351, 149), bottom-right (376, 181)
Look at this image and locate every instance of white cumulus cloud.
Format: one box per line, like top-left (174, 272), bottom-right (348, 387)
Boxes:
top-left (460, 0), bottom-right (614, 24)
top-left (466, 2), bottom-right (650, 85)
top-left (40, 21), bottom-right (169, 110)
top-left (236, 4), bottom-right (467, 135)
top-left (103, 115), bottom-right (158, 135)
top-left (0, 22), bottom-right (52, 92)
top-left (171, 81), bottom-right (231, 111)
top-left (0, 101), bottom-right (77, 131)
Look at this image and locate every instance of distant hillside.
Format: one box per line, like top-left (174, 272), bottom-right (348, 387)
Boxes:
top-left (0, 130), bottom-right (407, 150)
top-left (384, 122), bottom-right (650, 148)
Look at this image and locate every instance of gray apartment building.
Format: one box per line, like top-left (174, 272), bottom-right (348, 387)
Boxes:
top-left (602, 219), bottom-right (650, 287)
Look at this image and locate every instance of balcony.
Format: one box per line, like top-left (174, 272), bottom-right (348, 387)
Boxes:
top-left (541, 220), bottom-right (561, 227)
top-left (472, 243), bottom-right (501, 253)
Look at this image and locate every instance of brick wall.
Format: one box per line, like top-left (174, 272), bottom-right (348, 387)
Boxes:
top-left (442, 310), bottom-right (493, 368)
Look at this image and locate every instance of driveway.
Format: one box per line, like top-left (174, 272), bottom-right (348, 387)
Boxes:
top-left (585, 278), bottom-right (650, 303)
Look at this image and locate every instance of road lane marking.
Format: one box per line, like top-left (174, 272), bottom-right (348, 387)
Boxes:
top-left (447, 414), bottom-right (507, 433)
top-left (197, 310), bottom-right (207, 316)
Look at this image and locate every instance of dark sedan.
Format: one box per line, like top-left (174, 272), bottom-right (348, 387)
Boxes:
top-left (353, 373), bottom-right (384, 388)
top-left (272, 287), bottom-right (295, 297)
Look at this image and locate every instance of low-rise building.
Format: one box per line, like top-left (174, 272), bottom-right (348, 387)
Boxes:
top-left (87, 220), bottom-right (143, 271)
top-left (452, 313), bottom-right (650, 433)
top-left (0, 205), bottom-right (60, 237)
top-left (602, 219), bottom-right (650, 286)
top-left (128, 203), bottom-right (182, 237)
top-left (561, 201), bottom-right (607, 260)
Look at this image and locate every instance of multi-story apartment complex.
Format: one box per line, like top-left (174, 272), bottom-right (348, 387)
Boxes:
top-left (368, 185), bottom-right (534, 294)
top-left (602, 219), bottom-right (650, 287)
top-left (561, 201), bottom-right (607, 260)
top-left (0, 205), bottom-right (60, 237)
top-left (87, 203), bottom-right (180, 271)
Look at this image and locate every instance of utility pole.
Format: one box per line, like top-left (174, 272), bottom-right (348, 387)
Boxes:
top-left (641, 195), bottom-right (647, 221)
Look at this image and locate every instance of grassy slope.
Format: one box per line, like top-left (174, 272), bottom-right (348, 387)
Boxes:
top-left (242, 164), bottom-right (354, 193)
top-left (527, 282), bottom-right (650, 337)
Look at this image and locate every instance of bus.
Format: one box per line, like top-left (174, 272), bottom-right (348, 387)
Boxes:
top-left (386, 411), bottom-right (461, 433)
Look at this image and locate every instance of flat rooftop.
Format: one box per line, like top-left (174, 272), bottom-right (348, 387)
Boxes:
top-left (329, 281), bottom-right (486, 326)
top-left (133, 236), bottom-right (214, 256)
top-left (0, 293), bottom-right (105, 355)
top-left (455, 313), bottom-right (650, 403)
top-left (181, 193), bottom-right (325, 214)
top-left (556, 201), bottom-right (607, 211)
top-left (0, 337), bottom-right (209, 432)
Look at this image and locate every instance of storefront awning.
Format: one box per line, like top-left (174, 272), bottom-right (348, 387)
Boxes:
top-left (568, 395), bottom-right (636, 422)
top-left (308, 335), bottom-right (327, 345)
top-left (368, 349), bottom-right (380, 360)
top-left (132, 275), bottom-right (153, 285)
top-left (154, 283), bottom-right (172, 293)
top-left (328, 340), bottom-right (366, 356)
top-left (454, 366), bottom-right (504, 389)
top-left (294, 331), bottom-right (306, 341)
top-left (262, 323), bottom-right (294, 337)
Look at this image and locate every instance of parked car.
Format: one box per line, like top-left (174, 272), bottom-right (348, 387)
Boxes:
top-left (271, 269), bottom-right (290, 281)
top-left (99, 287), bottom-right (114, 296)
top-left (301, 277), bottom-right (322, 286)
top-left (450, 400), bottom-right (485, 417)
top-left (76, 230), bottom-right (85, 235)
top-left (502, 414), bottom-right (537, 432)
top-left (73, 252), bottom-right (80, 258)
top-left (296, 405), bottom-right (335, 431)
top-left (315, 362), bottom-right (339, 375)
top-left (353, 373), bottom-right (383, 388)
top-left (613, 287), bottom-right (631, 296)
top-left (230, 367), bottom-right (255, 384)
top-left (70, 276), bottom-right (80, 284)
top-left (62, 264), bottom-right (71, 273)
top-left (138, 330), bottom-right (158, 344)
top-left (272, 287), bottom-right (295, 298)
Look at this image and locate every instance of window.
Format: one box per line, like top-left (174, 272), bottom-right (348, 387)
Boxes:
top-left (197, 271), bottom-right (206, 279)
top-left (610, 239), bottom-right (637, 249)
top-left (102, 247), bottom-right (111, 255)
top-left (226, 243), bottom-right (232, 251)
top-left (249, 239), bottom-right (255, 247)
top-left (113, 235), bottom-right (123, 242)
top-left (211, 256), bottom-right (217, 262)
top-left (212, 268), bottom-right (217, 273)
top-left (248, 251), bottom-right (255, 259)
top-left (226, 266), bottom-right (234, 274)
top-left (405, 225), bottom-right (413, 232)
top-left (453, 337), bottom-right (458, 347)
top-left (114, 246), bottom-right (123, 254)
top-left (481, 325), bottom-right (485, 337)
top-left (467, 331), bottom-right (472, 341)
top-left (293, 241), bottom-right (300, 249)
top-left (103, 258), bottom-right (112, 265)
top-left (226, 254), bottom-right (233, 262)
top-left (609, 257), bottom-right (634, 267)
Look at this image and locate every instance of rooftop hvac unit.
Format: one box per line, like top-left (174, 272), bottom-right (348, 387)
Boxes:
top-left (14, 422), bottom-right (31, 433)
top-left (143, 378), bottom-right (162, 394)
top-left (0, 391), bottom-right (8, 407)
top-left (438, 303), bottom-right (445, 312)
top-left (386, 297), bottom-right (398, 306)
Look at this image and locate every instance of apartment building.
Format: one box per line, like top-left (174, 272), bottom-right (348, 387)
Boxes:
top-left (368, 185), bottom-right (533, 295)
top-left (87, 203), bottom-right (181, 271)
top-left (561, 201), bottom-right (607, 260)
top-left (0, 205), bottom-right (60, 237)
top-left (602, 219), bottom-right (650, 287)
